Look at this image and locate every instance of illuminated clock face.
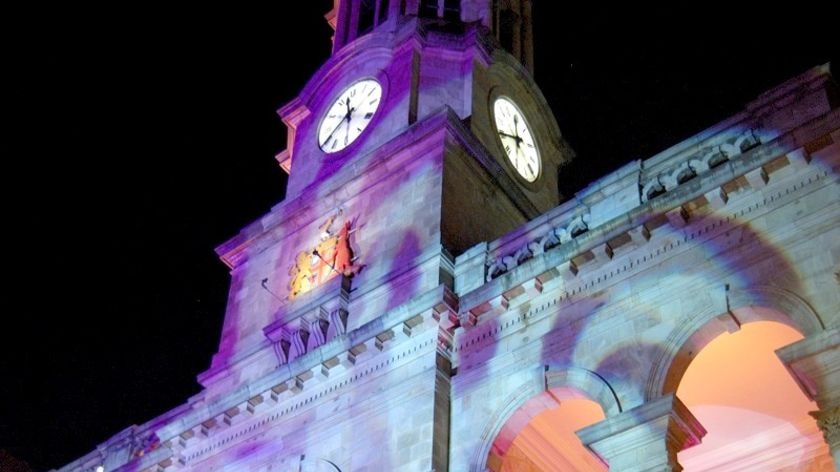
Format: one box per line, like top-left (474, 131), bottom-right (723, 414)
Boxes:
top-left (318, 79), bottom-right (382, 153)
top-left (493, 96), bottom-right (540, 182)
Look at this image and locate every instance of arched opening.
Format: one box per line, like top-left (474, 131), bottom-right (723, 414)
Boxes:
top-left (676, 320), bottom-right (832, 470)
top-left (487, 388), bottom-right (607, 472)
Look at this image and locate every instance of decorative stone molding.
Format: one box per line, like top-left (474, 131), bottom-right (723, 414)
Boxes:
top-left (469, 368), bottom-right (545, 472)
top-left (728, 285), bottom-right (825, 335)
top-left (433, 286), bottom-right (460, 352)
top-left (479, 120), bottom-right (830, 286)
top-left (744, 166), bottom-right (768, 188)
top-left (665, 206), bottom-right (689, 228)
top-left (776, 327), bottom-right (840, 406)
top-left (485, 212), bottom-right (591, 282)
top-left (180, 333), bottom-right (440, 466)
top-left (577, 394), bottom-right (706, 472)
top-left (640, 128), bottom-right (761, 203)
top-left (544, 366), bottom-right (623, 416)
top-left (261, 280), bottom-right (351, 367)
top-left (645, 284), bottom-right (828, 401)
top-left (777, 327), bottom-right (840, 467)
top-left (463, 175), bottom-right (834, 373)
top-left (161, 284), bottom-right (454, 463)
top-left (811, 406), bottom-right (840, 452)
top-left (459, 127), bottom-right (835, 337)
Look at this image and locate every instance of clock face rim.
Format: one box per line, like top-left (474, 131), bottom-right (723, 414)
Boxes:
top-left (492, 95), bottom-right (541, 183)
top-left (317, 78), bottom-right (383, 154)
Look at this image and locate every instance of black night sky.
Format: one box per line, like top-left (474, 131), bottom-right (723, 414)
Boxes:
top-left (3, 3), bottom-right (836, 470)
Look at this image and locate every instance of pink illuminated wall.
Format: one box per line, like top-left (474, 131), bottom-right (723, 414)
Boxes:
top-left (493, 320), bottom-right (833, 471)
top-left (677, 320), bottom-right (832, 471)
top-left (494, 392), bottom-right (606, 472)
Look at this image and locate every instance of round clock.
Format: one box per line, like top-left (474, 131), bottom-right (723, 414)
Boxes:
top-left (318, 79), bottom-right (382, 153)
top-left (492, 96), bottom-right (540, 182)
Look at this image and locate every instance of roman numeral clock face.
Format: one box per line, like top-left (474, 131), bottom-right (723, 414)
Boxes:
top-left (493, 97), bottom-right (541, 182)
top-left (318, 79), bottom-right (382, 153)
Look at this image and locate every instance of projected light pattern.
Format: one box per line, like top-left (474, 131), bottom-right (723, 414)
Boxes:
top-left (55, 5), bottom-right (838, 471)
top-left (451, 72), bottom-right (839, 470)
top-left (473, 195), bottom-right (837, 469)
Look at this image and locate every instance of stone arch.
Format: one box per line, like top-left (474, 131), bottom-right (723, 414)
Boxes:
top-left (645, 285), bottom-right (826, 400)
top-left (727, 286), bottom-right (825, 334)
top-left (470, 372), bottom-right (543, 472)
top-left (470, 365), bottom-right (619, 472)
top-left (545, 365), bottom-right (622, 416)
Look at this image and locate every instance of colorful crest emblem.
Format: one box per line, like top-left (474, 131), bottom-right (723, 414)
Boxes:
top-left (288, 213), bottom-right (362, 299)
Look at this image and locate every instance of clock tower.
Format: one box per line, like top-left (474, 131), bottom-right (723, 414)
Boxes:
top-left (197, 1), bottom-right (572, 470)
top-left (55, 2), bottom-right (840, 471)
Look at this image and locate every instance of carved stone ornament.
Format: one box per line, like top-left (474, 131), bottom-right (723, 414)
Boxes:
top-left (811, 405), bottom-right (840, 448)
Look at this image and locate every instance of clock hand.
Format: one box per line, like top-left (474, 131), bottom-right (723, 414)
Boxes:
top-left (512, 115), bottom-right (524, 148)
top-left (344, 100), bottom-right (355, 145)
top-left (499, 130), bottom-right (524, 147)
top-left (323, 111), bottom-right (350, 147)
top-left (344, 118), bottom-right (351, 145)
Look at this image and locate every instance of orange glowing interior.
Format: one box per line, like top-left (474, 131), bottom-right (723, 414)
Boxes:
top-left (494, 321), bottom-right (832, 471)
top-left (492, 395), bottom-right (606, 472)
top-left (677, 321), bottom-right (831, 471)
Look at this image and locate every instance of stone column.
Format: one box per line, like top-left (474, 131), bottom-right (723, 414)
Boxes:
top-left (776, 327), bottom-right (840, 468)
top-left (576, 394), bottom-right (705, 472)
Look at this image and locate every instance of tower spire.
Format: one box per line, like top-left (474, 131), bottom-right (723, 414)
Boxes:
top-left (325, 0), bottom-right (534, 73)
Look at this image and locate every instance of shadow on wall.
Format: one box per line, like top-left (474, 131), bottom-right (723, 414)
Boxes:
top-left (491, 194), bottom-right (821, 468)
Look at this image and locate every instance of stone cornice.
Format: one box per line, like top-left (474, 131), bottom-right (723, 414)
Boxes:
top-left (475, 111), bottom-right (839, 298)
top-left (451, 127), bottom-right (837, 364)
top-left (181, 331), bottom-right (440, 467)
top-left (456, 108), bottom-right (839, 319)
top-left (156, 283), bottom-right (456, 453)
top-left (92, 325), bottom-right (440, 472)
top-left (68, 283), bottom-right (455, 471)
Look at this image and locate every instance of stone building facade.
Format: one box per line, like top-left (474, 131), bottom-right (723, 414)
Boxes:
top-left (58, 1), bottom-right (839, 471)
